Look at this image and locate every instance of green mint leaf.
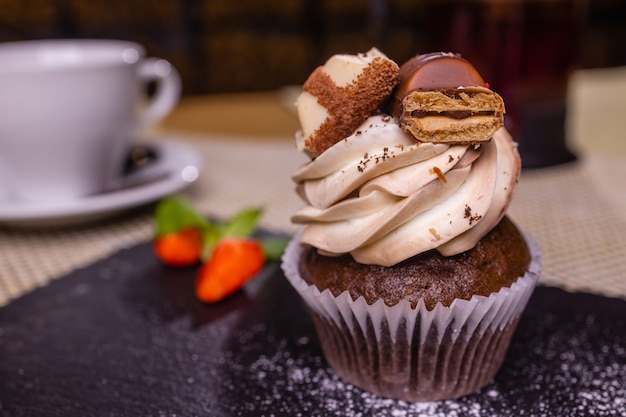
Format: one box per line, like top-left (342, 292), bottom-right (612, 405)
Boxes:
top-left (220, 207), bottom-right (262, 238)
top-left (258, 236), bottom-right (290, 261)
top-left (154, 196), bottom-right (211, 236)
top-left (201, 226), bottom-right (222, 260)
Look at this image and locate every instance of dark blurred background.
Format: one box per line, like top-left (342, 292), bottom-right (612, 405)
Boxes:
top-left (1, 0), bottom-right (624, 96)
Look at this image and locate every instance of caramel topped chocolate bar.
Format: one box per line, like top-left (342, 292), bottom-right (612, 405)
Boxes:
top-left (391, 52), bottom-right (505, 144)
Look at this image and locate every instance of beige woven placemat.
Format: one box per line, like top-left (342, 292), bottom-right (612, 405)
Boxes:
top-left (508, 156), bottom-right (626, 300)
top-left (1, 134), bottom-right (625, 306)
top-left (0, 135), bottom-right (306, 306)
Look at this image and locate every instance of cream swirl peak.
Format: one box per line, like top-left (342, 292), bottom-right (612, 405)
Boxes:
top-left (292, 50), bottom-right (521, 266)
top-left (292, 114), bottom-right (520, 266)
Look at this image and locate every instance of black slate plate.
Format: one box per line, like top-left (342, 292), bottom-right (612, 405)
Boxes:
top-left (1, 240), bottom-right (625, 417)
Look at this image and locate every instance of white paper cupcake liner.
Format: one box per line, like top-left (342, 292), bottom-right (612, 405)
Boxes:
top-left (281, 229), bottom-right (542, 401)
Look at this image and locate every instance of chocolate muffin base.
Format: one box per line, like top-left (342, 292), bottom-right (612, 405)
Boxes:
top-left (281, 222), bottom-right (542, 403)
top-left (299, 216), bottom-right (530, 310)
top-left (308, 307), bottom-right (521, 402)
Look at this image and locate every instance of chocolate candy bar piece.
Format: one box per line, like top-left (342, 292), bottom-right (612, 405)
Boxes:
top-left (392, 52), bottom-right (505, 144)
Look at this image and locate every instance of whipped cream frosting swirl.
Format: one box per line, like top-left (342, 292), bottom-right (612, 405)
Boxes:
top-left (292, 114), bottom-right (521, 266)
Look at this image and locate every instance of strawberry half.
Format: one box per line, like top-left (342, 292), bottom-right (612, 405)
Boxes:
top-left (195, 238), bottom-right (265, 303)
top-left (154, 228), bottom-right (203, 267)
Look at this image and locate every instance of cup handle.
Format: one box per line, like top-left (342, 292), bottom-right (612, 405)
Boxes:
top-left (135, 57), bottom-right (181, 132)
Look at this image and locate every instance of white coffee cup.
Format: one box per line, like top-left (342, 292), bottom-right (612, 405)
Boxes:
top-left (0, 39), bottom-right (181, 204)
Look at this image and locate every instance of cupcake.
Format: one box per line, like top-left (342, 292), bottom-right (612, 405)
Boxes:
top-left (281, 49), bottom-right (541, 402)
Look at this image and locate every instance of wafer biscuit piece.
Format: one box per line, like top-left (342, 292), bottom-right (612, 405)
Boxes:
top-left (296, 48), bottom-right (399, 157)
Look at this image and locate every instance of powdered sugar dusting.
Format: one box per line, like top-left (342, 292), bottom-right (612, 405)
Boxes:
top-left (212, 286), bottom-right (626, 417)
top-left (219, 329), bottom-right (499, 417)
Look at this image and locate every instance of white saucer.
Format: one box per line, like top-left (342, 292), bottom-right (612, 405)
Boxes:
top-left (0, 139), bottom-right (202, 228)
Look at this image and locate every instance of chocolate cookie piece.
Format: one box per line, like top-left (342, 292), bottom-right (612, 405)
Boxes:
top-left (391, 52), bottom-right (505, 145)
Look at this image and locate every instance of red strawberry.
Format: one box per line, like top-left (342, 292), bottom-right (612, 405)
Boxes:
top-left (153, 197), bottom-right (289, 303)
top-left (195, 238), bottom-right (265, 303)
top-left (153, 228), bottom-right (202, 267)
